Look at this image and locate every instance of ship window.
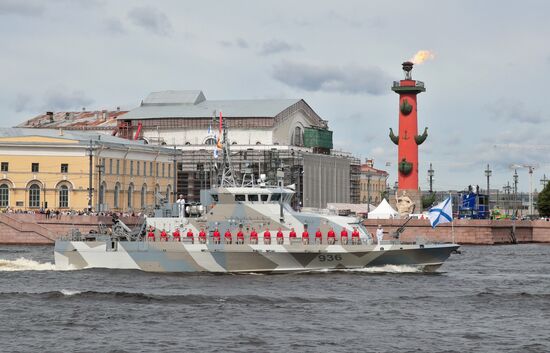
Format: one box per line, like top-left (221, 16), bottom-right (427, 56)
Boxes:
top-left (211, 194), bottom-right (218, 202)
top-left (261, 194), bottom-right (269, 202)
top-left (248, 194), bottom-right (258, 202)
top-left (271, 193), bottom-right (281, 202)
top-left (235, 194), bottom-right (245, 202)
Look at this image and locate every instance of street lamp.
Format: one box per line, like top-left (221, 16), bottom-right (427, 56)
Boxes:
top-left (503, 182), bottom-right (511, 216)
top-left (513, 170), bottom-right (519, 218)
top-left (428, 163), bottom-right (434, 193)
top-left (86, 139), bottom-right (94, 212)
top-left (485, 164), bottom-right (492, 212)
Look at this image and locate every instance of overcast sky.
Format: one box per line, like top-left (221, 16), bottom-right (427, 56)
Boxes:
top-left (1, 0), bottom-right (549, 192)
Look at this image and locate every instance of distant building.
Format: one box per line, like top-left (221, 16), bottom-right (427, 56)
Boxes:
top-left (0, 129), bottom-right (174, 212)
top-left (18, 90), bottom-right (362, 208)
top-left (118, 90), bottom-right (360, 208)
top-left (360, 159), bottom-right (389, 205)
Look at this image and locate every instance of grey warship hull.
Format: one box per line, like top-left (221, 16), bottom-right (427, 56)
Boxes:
top-left (55, 240), bottom-right (459, 273)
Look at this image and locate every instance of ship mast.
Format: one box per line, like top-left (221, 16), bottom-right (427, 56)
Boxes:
top-left (219, 119), bottom-right (237, 187)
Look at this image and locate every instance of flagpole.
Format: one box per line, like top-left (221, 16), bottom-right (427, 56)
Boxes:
top-left (450, 192), bottom-right (455, 244)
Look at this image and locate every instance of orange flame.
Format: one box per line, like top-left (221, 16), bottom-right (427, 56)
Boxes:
top-left (410, 50), bottom-right (435, 64)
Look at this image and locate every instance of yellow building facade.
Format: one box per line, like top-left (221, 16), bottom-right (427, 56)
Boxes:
top-left (0, 129), bottom-right (175, 212)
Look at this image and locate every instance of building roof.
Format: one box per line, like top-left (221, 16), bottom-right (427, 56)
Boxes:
top-left (0, 128), bottom-right (172, 152)
top-left (361, 164), bottom-right (389, 176)
top-left (122, 90), bottom-right (301, 120)
top-left (17, 110), bottom-right (128, 129)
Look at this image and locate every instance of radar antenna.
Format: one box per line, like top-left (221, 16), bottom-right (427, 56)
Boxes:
top-left (219, 120), bottom-right (237, 187)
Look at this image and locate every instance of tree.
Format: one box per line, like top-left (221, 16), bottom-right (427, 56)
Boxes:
top-left (422, 193), bottom-right (436, 210)
top-left (537, 183), bottom-right (550, 217)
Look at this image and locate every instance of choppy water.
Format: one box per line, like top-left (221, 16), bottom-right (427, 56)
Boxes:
top-left (0, 244), bottom-right (549, 353)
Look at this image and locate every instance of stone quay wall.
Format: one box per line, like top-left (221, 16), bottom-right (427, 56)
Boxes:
top-left (0, 214), bottom-right (141, 245)
top-left (364, 219), bottom-right (550, 244)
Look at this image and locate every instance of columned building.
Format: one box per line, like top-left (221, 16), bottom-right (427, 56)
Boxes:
top-left (360, 159), bottom-right (389, 205)
top-left (119, 90), bottom-right (359, 208)
top-left (0, 129), bottom-right (174, 212)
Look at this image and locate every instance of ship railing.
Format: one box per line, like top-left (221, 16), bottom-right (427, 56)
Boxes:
top-left (141, 235), bottom-right (376, 246)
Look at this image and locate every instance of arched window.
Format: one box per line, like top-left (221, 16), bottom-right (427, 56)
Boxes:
top-left (154, 185), bottom-right (160, 206)
top-left (127, 184), bottom-right (134, 209)
top-left (141, 184), bottom-right (147, 209)
top-left (99, 182), bottom-right (106, 207)
top-left (0, 184), bottom-right (9, 207)
top-left (114, 183), bottom-right (120, 209)
top-left (59, 185), bottom-right (69, 208)
top-left (205, 137), bottom-right (216, 145)
top-left (29, 184), bottom-right (40, 208)
top-left (165, 185), bottom-right (171, 201)
top-left (293, 126), bottom-right (303, 146)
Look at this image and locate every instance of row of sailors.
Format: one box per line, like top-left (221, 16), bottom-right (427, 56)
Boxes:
top-left (146, 226), bottom-right (365, 245)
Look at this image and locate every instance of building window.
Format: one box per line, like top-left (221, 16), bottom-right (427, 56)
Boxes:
top-left (109, 159), bottom-right (113, 174)
top-left (150, 162), bottom-right (153, 176)
top-left (143, 162), bottom-right (147, 177)
top-left (29, 184), bottom-right (40, 208)
top-left (116, 160), bottom-right (120, 175)
top-left (293, 126), bottom-right (303, 146)
top-left (61, 163), bottom-right (68, 173)
top-left (0, 184), bottom-right (9, 207)
top-left (205, 137), bottom-right (216, 145)
top-left (168, 165), bottom-right (171, 178)
top-left (59, 185), bottom-right (69, 208)
top-left (156, 163), bottom-right (159, 177)
top-left (127, 184), bottom-right (134, 209)
top-left (141, 184), bottom-right (147, 208)
top-left (137, 161), bottom-right (140, 176)
top-left (162, 163), bottom-right (165, 178)
top-left (130, 161), bottom-right (134, 176)
top-left (114, 183), bottom-right (120, 208)
top-left (99, 182), bottom-right (105, 207)
top-left (166, 185), bottom-right (171, 200)
top-left (1, 162), bottom-right (8, 172)
top-left (31, 163), bottom-right (39, 173)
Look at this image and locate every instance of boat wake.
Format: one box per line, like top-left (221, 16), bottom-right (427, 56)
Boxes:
top-left (308, 265), bottom-right (423, 274)
top-left (0, 257), bottom-right (56, 271)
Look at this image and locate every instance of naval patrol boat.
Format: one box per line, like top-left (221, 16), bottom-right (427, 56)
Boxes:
top-left (54, 127), bottom-right (459, 273)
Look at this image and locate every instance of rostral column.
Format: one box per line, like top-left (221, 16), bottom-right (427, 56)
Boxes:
top-left (389, 61), bottom-right (428, 214)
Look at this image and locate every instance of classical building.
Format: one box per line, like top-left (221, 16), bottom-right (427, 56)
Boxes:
top-left (18, 90), bottom-right (362, 208)
top-left (360, 159), bottom-right (389, 205)
top-left (118, 90), bottom-right (360, 208)
top-left (0, 128), bottom-right (174, 212)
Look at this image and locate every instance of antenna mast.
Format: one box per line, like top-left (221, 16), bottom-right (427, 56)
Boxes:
top-left (219, 120), bottom-right (237, 187)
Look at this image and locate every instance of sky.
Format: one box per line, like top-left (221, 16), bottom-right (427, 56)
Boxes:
top-left (1, 0), bottom-right (549, 193)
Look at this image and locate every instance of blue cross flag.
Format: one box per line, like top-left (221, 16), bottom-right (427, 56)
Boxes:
top-left (428, 196), bottom-right (453, 228)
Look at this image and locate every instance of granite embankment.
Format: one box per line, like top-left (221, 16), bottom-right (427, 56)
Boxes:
top-left (364, 219), bottom-right (550, 244)
top-left (1, 214), bottom-right (550, 245)
top-left (0, 214), bottom-right (140, 245)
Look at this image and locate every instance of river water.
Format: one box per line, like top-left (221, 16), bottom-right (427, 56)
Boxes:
top-left (0, 244), bottom-right (549, 353)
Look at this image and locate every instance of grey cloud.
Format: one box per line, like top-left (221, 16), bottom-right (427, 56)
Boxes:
top-left (13, 94), bottom-right (33, 113)
top-left (102, 18), bottom-right (126, 34)
top-left (43, 90), bottom-right (94, 111)
top-left (0, 0), bottom-right (44, 16)
top-left (219, 38), bottom-right (249, 49)
top-left (259, 39), bottom-right (301, 56)
top-left (127, 6), bottom-right (173, 36)
top-left (486, 98), bottom-right (544, 124)
top-left (273, 60), bottom-right (391, 95)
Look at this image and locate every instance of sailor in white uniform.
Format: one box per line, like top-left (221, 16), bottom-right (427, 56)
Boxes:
top-left (376, 225), bottom-right (384, 245)
top-left (176, 194), bottom-right (186, 218)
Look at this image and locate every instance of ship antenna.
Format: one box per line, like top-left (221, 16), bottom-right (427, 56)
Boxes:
top-left (219, 119), bottom-right (237, 187)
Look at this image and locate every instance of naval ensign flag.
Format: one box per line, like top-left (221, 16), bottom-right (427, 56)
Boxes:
top-left (428, 196), bottom-right (453, 228)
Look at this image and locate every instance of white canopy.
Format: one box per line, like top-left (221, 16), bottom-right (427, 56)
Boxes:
top-left (368, 198), bottom-right (398, 219)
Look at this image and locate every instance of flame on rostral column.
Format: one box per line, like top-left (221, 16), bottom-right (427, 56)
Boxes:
top-left (410, 50), bottom-right (435, 65)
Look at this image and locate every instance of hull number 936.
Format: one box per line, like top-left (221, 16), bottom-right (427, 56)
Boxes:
top-left (318, 254), bottom-right (343, 262)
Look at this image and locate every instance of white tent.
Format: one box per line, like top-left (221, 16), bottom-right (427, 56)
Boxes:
top-left (368, 199), bottom-right (398, 219)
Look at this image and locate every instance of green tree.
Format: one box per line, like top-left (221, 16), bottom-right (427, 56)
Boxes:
top-left (422, 193), bottom-right (436, 210)
top-left (537, 183), bottom-right (550, 217)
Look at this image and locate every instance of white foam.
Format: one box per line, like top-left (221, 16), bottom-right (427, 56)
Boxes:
top-left (0, 257), bottom-right (56, 271)
top-left (344, 265), bottom-right (422, 273)
top-left (60, 289), bottom-right (82, 296)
